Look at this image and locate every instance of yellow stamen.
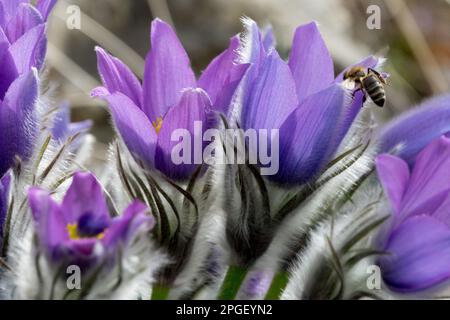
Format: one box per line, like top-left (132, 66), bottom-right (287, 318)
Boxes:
top-left (152, 117), bottom-right (163, 134)
top-left (67, 223), bottom-right (105, 240)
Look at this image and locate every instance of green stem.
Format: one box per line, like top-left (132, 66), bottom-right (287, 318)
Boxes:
top-left (265, 272), bottom-right (289, 300)
top-left (151, 285), bottom-right (170, 300)
top-left (217, 265), bottom-right (248, 300)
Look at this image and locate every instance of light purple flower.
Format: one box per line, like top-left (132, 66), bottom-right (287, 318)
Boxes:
top-left (376, 136), bottom-right (450, 292)
top-left (234, 19), bottom-right (380, 185)
top-left (0, 0), bottom-right (56, 176)
top-left (92, 18), bottom-right (247, 181)
top-left (378, 94), bottom-right (450, 164)
top-left (28, 172), bottom-right (154, 268)
top-left (51, 102), bottom-right (93, 142)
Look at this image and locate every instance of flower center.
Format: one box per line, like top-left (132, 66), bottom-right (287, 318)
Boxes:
top-left (67, 212), bottom-right (107, 240)
top-left (152, 117), bottom-right (163, 134)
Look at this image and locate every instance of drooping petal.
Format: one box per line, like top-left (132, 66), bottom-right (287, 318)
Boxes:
top-left (241, 50), bottom-right (298, 131)
top-left (142, 18), bottom-right (196, 122)
top-left (0, 70), bottom-right (38, 177)
top-left (28, 187), bottom-right (69, 260)
top-left (95, 91), bottom-right (157, 169)
top-left (61, 172), bottom-right (110, 224)
top-left (380, 215), bottom-right (450, 292)
top-left (95, 46), bottom-right (143, 107)
top-left (9, 23), bottom-right (46, 73)
top-left (36, 0), bottom-right (57, 20)
top-left (6, 3), bottom-right (43, 43)
top-left (198, 36), bottom-right (247, 113)
top-left (288, 21), bottom-right (334, 100)
top-left (375, 154), bottom-right (410, 215)
top-left (155, 88), bottom-right (211, 181)
top-left (103, 200), bottom-right (153, 247)
top-left (398, 136), bottom-right (450, 223)
top-left (378, 94), bottom-right (450, 164)
top-left (272, 84), bottom-right (348, 185)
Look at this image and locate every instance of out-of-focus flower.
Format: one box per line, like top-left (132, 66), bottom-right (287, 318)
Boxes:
top-left (28, 172), bottom-right (154, 267)
top-left (376, 136), bottom-right (450, 292)
top-left (377, 94), bottom-right (450, 165)
top-left (0, 0), bottom-right (56, 177)
top-left (51, 102), bottom-right (93, 142)
top-left (92, 18), bottom-right (248, 181)
top-left (233, 19), bottom-right (380, 185)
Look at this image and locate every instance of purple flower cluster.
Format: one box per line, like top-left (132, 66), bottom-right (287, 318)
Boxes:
top-left (0, 0), bottom-right (56, 177)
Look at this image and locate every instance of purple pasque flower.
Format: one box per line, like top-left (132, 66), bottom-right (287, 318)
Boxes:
top-left (92, 18), bottom-right (248, 181)
top-left (28, 172), bottom-right (154, 267)
top-left (376, 135), bottom-right (450, 292)
top-left (234, 19), bottom-right (380, 185)
top-left (0, 0), bottom-right (57, 176)
top-left (377, 94), bottom-right (450, 165)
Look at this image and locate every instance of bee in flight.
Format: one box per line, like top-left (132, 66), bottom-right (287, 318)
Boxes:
top-left (343, 66), bottom-right (387, 107)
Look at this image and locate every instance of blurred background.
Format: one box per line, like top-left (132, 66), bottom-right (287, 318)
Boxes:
top-left (45, 0), bottom-right (450, 160)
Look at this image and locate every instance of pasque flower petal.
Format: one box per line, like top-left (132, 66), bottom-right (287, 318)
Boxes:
top-left (0, 0), bottom-right (27, 23)
top-left (375, 154), bottom-right (410, 215)
top-left (95, 46), bottom-right (143, 107)
top-left (142, 18), bottom-right (196, 122)
top-left (396, 136), bottom-right (450, 224)
top-left (6, 3), bottom-right (43, 43)
top-left (0, 31), bottom-right (19, 99)
top-left (98, 92), bottom-right (157, 169)
top-left (155, 88), bottom-right (211, 181)
top-left (61, 172), bottom-right (110, 225)
top-left (9, 23), bottom-right (46, 73)
top-left (288, 21), bottom-right (334, 100)
top-left (28, 187), bottom-right (69, 259)
top-left (0, 70), bottom-right (38, 177)
top-left (378, 94), bottom-right (450, 164)
top-left (273, 84), bottom-right (348, 185)
top-left (103, 200), bottom-right (154, 247)
top-left (380, 215), bottom-right (450, 292)
top-left (36, 0), bottom-right (57, 20)
top-left (241, 50), bottom-right (298, 131)
top-left (198, 36), bottom-right (248, 113)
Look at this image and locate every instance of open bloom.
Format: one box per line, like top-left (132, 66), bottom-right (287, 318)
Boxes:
top-left (28, 172), bottom-right (154, 268)
top-left (232, 18), bottom-right (381, 185)
top-left (0, 0), bottom-right (56, 176)
top-left (93, 18), bottom-right (247, 181)
top-left (376, 136), bottom-right (450, 292)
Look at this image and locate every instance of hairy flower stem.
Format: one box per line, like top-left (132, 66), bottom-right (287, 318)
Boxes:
top-left (217, 265), bottom-right (249, 300)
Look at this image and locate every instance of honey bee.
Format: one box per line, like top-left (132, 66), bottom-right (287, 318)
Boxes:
top-left (343, 66), bottom-right (387, 107)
